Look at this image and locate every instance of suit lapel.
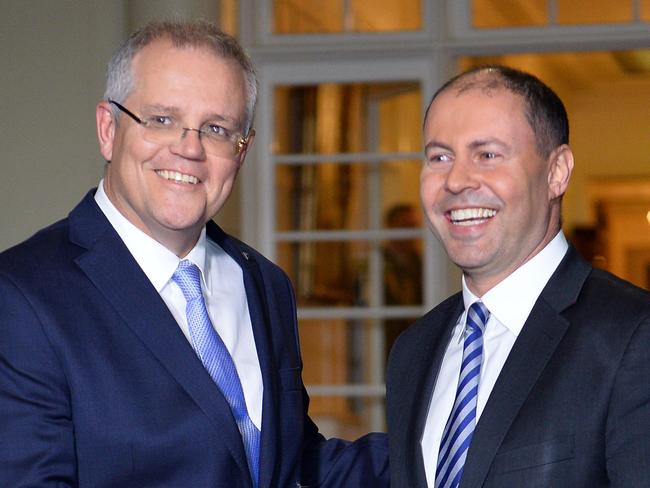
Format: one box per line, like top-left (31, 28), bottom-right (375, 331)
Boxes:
top-left (402, 296), bottom-right (463, 487)
top-left (460, 247), bottom-right (591, 488)
top-left (68, 194), bottom-right (251, 482)
top-left (460, 298), bottom-right (569, 488)
top-left (208, 223), bottom-right (279, 488)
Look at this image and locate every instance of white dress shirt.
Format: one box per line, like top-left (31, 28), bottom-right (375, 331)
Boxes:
top-left (94, 180), bottom-right (263, 429)
top-left (421, 231), bottom-right (569, 486)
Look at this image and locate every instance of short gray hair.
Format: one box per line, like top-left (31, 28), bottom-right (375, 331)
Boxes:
top-left (103, 19), bottom-right (258, 135)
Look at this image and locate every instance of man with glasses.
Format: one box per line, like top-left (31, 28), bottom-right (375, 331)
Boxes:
top-left (0, 20), bottom-right (387, 487)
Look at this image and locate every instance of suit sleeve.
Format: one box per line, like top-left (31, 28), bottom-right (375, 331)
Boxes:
top-left (301, 426), bottom-right (389, 487)
top-left (0, 274), bottom-right (76, 486)
top-left (606, 311), bottom-right (650, 485)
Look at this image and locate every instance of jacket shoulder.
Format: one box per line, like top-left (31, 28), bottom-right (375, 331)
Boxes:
top-left (574, 267), bottom-right (650, 324)
top-left (0, 217), bottom-right (74, 275)
top-left (586, 267), bottom-right (650, 300)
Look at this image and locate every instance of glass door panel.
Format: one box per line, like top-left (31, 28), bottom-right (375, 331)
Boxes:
top-left (643, 0), bottom-right (650, 20)
top-left (472, 0), bottom-right (548, 28)
top-left (275, 159), bottom-right (422, 232)
top-left (272, 80), bottom-right (424, 434)
top-left (272, 0), bottom-right (423, 34)
top-left (556, 0), bottom-right (633, 24)
top-left (471, 0), bottom-right (644, 28)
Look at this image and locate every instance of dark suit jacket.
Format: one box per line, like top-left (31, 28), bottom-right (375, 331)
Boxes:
top-left (387, 246), bottom-right (650, 487)
top-left (0, 190), bottom-right (388, 487)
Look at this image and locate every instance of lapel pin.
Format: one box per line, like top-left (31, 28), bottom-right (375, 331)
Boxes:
top-left (242, 251), bottom-right (249, 260)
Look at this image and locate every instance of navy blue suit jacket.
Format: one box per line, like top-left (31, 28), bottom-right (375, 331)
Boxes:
top-left (387, 246), bottom-right (650, 487)
top-left (0, 190), bottom-right (388, 487)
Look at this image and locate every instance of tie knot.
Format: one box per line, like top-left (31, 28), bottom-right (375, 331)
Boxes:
top-left (172, 260), bottom-right (203, 301)
top-left (466, 301), bottom-right (490, 335)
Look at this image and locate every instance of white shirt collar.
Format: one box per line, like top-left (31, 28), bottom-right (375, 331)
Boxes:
top-left (94, 179), bottom-right (208, 292)
top-left (462, 231), bottom-right (569, 336)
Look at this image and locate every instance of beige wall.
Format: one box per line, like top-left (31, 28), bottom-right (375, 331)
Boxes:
top-left (0, 1), bottom-right (124, 250)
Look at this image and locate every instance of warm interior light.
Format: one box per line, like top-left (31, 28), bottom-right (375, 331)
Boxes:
top-left (646, 210), bottom-right (650, 225)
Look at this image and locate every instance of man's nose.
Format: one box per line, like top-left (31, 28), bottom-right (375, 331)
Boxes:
top-left (444, 159), bottom-right (479, 194)
top-left (171, 127), bottom-right (206, 159)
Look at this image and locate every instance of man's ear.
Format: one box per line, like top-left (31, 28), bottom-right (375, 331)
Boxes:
top-left (236, 129), bottom-right (255, 167)
top-left (548, 144), bottom-right (574, 200)
top-left (96, 101), bottom-right (116, 162)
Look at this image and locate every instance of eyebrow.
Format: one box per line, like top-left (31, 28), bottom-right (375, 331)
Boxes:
top-left (142, 104), bottom-right (241, 129)
top-left (468, 138), bottom-right (508, 150)
top-left (424, 140), bottom-right (453, 153)
top-left (424, 138), bottom-right (509, 152)
top-left (204, 112), bottom-right (239, 127)
top-left (141, 103), bottom-right (181, 115)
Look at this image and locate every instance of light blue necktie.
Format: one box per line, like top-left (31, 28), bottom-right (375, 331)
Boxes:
top-left (435, 301), bottom-right (490, 488)
top-left (172, 260), bottom-right (260, 487)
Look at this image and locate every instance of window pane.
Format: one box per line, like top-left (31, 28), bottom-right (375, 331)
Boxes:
top-left (300, 315), bottom-right (423, 436)
top-left (273, 0), bottom-right (343, 34)
top-left (557, 0), bottom-right (632, 24)
top-left (301, 319), bottom-right (382, 385)
top-left (377, 84), bottom-right (422, 152)
top-left (218, 0), bottom-right (239, 36)
top-left (273, 83), bottom-right (421, 155)
top-left (301, 318), bottom-right (387, 436)
top-left (383, 233), bottom-right (423, 306)
top-left (349, 0), bottom-right (422, 32)
top-left (275, 160), bottom-right (421, 232)
top-left (277, 236), bottom-right (423, 308)
top-left (643, 0), bottom-right (650, 21)
top-left (472, 0), bottom-right (548, 28)
top-left (278, 240), bottom-right (371, 307)
top-left (309, 395), bottom-right (386, 438)
top-left (472, 0), bottom-right (639, 27)
top-left (273, 0), bottom-right (422, 34)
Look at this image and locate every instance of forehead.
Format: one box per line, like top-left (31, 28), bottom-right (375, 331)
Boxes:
top-left (128, 39), bottom-right (246, 121)
top-left (424, 86), bottom-right (531, 141)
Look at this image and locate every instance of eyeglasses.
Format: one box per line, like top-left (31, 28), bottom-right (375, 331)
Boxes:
top-left (108, 99), bottom-right (251, 158)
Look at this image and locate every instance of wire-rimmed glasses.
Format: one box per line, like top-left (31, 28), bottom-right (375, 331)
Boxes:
top-left (108, 99), bottom-right (251, 158)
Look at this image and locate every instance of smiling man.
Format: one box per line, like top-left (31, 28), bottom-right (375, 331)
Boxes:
top-left (386, 66), bottom-right (650, 487)
top-left (0, 20), bottom-right (387, 487)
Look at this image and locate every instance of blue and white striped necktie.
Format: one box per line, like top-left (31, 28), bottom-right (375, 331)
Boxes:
top-left (172, 259), bottom-right (260, 487)
top-left (435, 301), bottom-right (490, 488)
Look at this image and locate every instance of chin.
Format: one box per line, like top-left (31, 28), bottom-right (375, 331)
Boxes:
top-left (446, 249), bottom-right (492, 271)
top-left (158, 212), bottom-right (206, 232)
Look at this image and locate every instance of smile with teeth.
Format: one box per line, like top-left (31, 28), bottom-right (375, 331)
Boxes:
top-left (449, 207), bottom-right (496, 226)
top-left (156, 170), bottom-right (199, 185)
